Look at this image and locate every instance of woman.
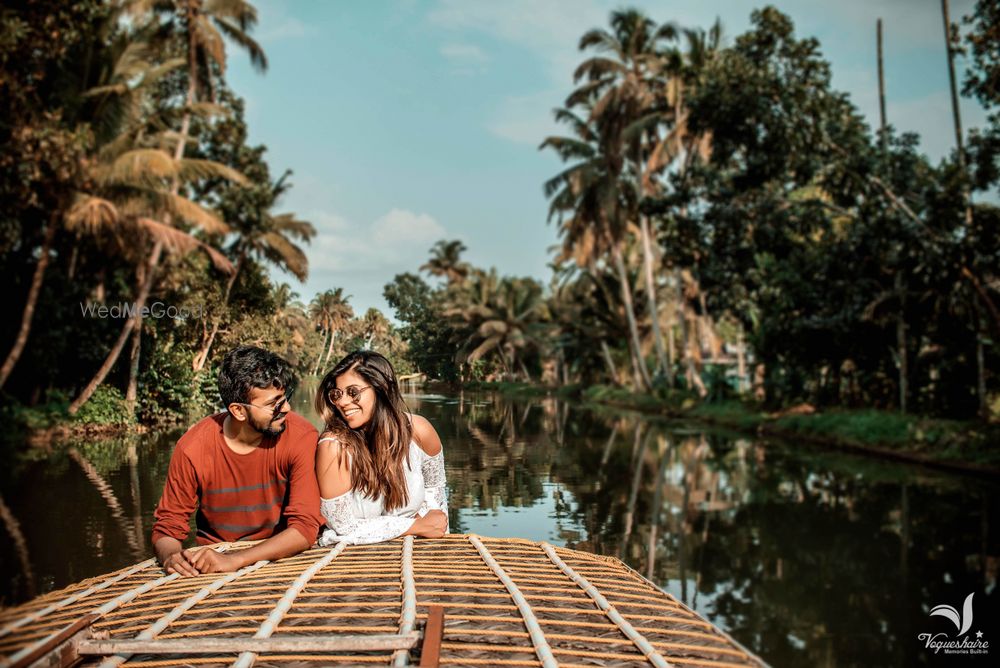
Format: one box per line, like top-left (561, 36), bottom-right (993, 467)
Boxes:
top-left (315, 350), bottom-right (448, 545)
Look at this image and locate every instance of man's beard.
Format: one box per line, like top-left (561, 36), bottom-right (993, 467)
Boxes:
top-left (250, 412), bottom-right (288, 437)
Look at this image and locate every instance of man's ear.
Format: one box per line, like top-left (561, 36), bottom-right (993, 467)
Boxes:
top-left (228, 404), bottom-right (248, 423)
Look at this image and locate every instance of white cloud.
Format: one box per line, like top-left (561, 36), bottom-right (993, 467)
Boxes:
top-left (372, 208), bottom-right (447, 248)
top-left (428, 0), bottom-right (605, 84)
top-left (440, 42), bottom-right (489, 63)
top-left (307, 208), bottom-right (445, 274)
top-left (295, 208), bottom-right (447, 316)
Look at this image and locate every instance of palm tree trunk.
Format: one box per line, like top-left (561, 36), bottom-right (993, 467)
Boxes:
top-left (69, 239), bottom-right (164, 414)
top-left (324, 321), bottom-right (337, 363)
top-left (194, 254), bottom-right (244, 372)
top-left (639, 215), bottom-right (669, 379)
top-left (610, 242), bottom-right (653, 391)
top-left (895, 272), bottom-right (908, 413)
top-left (312, 325), bottom-right (329, 376)
top-left (635, 151), bottom-right (669, 380)
top-left (0, 217), bottom-right (58, 389)
top-left (677, 271), bottom-right (707, 397)
top-left (736, 323), bottom-right (747, 394)
top-left (125, 263), bottom-right (146, 408)
top-left (600, 340), bottom-right (619, 384)
top-left (125, 318), bottom-right (142, 408)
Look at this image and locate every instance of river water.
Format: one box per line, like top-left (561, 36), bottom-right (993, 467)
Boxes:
top-left (1, 389), bottom-right (998, 666)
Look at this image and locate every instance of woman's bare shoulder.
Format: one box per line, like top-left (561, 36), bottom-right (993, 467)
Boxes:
top-left (408, 414), bottom-right (442, 456)
top-left (317, 430), bottom-right (350, 454)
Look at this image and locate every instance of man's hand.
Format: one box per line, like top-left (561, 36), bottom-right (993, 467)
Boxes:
top-left (161, 549), bottom-right (200, 577)
top-left (188, 548), bottom-right (243, 574)
top-left (411, 510), bottom-right (448, 538)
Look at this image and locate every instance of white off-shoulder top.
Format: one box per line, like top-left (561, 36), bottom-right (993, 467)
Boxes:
top-left (318, 436), bottom-right (448, 545)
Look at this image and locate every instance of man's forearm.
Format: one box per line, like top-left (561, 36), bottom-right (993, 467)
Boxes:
top-left (229, 528), bottom-right (311, 568)
top-left (154, 536), bottom-right (184, 565)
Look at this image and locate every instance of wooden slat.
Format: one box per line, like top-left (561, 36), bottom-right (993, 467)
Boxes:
top-left (79, 634), bottom-right (420, 655)
top-left (9, 613), bottom-right (98, 668)
top-left (96, 560), bottom-right (271, 668)
top-left (418, 606), bottom-right (444, 668)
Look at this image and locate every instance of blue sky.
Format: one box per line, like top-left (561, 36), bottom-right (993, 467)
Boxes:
top-left (224, 0), bottom-right (987, 317)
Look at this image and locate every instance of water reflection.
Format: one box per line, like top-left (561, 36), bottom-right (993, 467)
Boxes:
top-left (1, 390), bottom-right (998, 666)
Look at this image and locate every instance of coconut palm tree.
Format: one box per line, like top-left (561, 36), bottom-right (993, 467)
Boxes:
top-left (192, 171), bottom-right (316, 371)
top-left (309, 289), bottom-right (353, 374)
top-left (76, 0), bottom-right (268, 412)
top-left (361, 308), bottom-right (391, 350)
top-left (421, 239), bottom-right (471, 286)
top-left (66, 138), bottom-right (241, 414)
top-left (541, 105), bottom-right (653, 390)
top-left (0, 13), bottom-right (185, 390)
top-left (309, 291), bottom-right (333, 375)
top-left (570, 9), bottom-right (681, 380)
top-left (323, 288), bottom-right (353, 364)
top-left (446, 270), bottom-right (549, 381)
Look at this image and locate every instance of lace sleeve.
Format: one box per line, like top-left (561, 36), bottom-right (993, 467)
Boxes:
top-left (417, 449), bottom-right (448, 532)
top-left (318, 493), bottom-right (415, 546)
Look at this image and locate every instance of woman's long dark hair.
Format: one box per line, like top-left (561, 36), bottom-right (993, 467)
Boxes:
top-left (315, 350), bottom-right (413, 512)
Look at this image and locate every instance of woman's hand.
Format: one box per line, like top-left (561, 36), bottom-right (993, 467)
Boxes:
top-left (408, 509), bottom-right (448, 538)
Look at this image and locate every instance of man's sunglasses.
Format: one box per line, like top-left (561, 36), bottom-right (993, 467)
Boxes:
top-left (232, 388), bottom-right (294, 418)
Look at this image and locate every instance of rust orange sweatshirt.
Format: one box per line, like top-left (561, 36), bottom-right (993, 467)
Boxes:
top-left (152, 411), bottom-right (323, 546)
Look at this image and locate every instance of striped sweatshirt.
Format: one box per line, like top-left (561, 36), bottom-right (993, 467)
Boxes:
top-left (152, 411), bottom-right (323, 546)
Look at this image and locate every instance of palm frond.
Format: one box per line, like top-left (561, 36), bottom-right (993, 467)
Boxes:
top-left (137, 217), bottom-right (234, 274)
top-left (573, 56), bottom-right (625, 83)
top-left (159, 193), bottom-right (231, 235)
top-left (272, 214), bottom-right (316, 242)
top-left (578, 28), bottom-right (621, 57)
top-left (262, 232), bottom-right (309, 281)
top-left (212, 16), bottom-right (267, 72)
top-left (194, 15), bottom-right (227, 71)
top-left (65, 196), bottom-right (122, 235)
top-left (178, 158), bottom-right (247, 184)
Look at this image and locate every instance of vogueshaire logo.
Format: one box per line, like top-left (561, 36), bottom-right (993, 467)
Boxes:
top-left (918, 592), bottom-right (990, 656)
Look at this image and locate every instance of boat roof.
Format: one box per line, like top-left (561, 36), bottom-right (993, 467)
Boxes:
top-left (0, 534), bottom-right (766, 667)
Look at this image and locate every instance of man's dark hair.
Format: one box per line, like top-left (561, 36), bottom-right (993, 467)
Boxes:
top-left (219, 346), bottom-right (295, 411)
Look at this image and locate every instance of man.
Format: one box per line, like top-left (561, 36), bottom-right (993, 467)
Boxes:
top-left (152, 345), bottom-right (323, 576)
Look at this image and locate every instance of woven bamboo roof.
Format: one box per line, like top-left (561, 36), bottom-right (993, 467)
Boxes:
top-left (0, 535), bottom-right (766, 668)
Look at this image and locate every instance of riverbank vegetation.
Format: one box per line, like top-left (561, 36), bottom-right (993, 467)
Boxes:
top-left (2, 2), bottom-right (998, 453)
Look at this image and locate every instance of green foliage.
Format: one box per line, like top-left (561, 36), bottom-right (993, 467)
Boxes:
top-left (139, 333), bottom-right (216, 422)
top-left (72, 385), bottom-right (134, 426)
top-left (384, 272), bottom-right (462, 382)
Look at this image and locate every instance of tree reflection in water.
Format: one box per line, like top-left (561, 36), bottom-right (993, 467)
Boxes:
top-left (1, 390), bottom-right (997, 666)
